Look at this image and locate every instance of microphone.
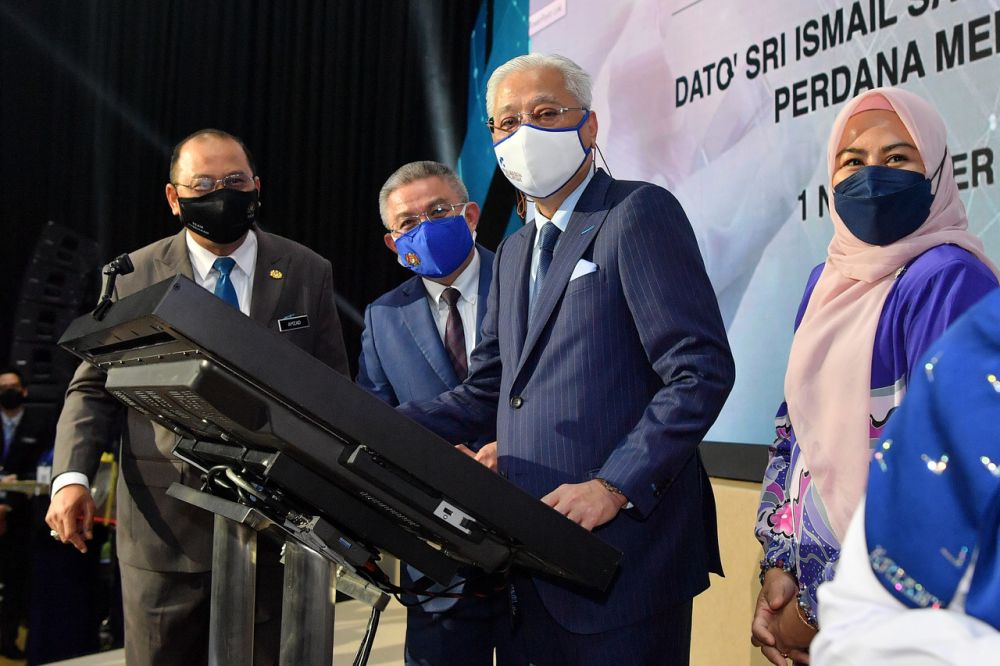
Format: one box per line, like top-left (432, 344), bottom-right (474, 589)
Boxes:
top-left (92, 253), bottom-right (135, 321)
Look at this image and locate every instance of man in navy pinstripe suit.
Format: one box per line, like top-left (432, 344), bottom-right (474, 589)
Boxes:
top-left (399, 54), bottom-right (735, 664)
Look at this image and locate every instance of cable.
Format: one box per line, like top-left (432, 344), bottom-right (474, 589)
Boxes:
top-left (390, 563), bottom-right (511, 607)
top-left (224, 467), bottom-right (269, 503)
top-left (202, 465), bottom-right (234, 493)
top-left (352, 607), bottom-right (381, 666)
top-left (594, 142), bottom-right (613, 178)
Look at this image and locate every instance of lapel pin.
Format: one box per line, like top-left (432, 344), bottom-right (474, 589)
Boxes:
top-left (269, 269), bottom-right (283, 279)
top-left (580, 225), bottom-right (595, 235)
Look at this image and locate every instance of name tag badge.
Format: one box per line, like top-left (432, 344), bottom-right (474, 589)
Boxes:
top-left (278, 314), bottom-right (310, 332)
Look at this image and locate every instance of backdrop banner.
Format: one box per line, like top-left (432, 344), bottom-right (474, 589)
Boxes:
top-left (530, 0), bottom-right (1000, 444)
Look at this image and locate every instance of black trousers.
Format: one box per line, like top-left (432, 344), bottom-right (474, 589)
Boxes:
top-left (501, 576), bottom-right (693, 666)
top-left (404, 591), bottom-right (510, 666)
top-left (0, 493), bottom-right (30, 653)
top-left (26, 496), bottom-right (102, 665)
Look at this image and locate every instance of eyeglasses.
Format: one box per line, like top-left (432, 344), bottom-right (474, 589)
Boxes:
top-left (391, 202), bottom-right (468, 236)
top-left (487, 107), bottom-right (588, 135)
top-left (173, 172), bottom-right (255, 194)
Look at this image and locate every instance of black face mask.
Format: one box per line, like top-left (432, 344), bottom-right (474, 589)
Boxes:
top-left (0, 389), bottom-right (24, 410)
top-left (178, 188), bottom-right (258, 244)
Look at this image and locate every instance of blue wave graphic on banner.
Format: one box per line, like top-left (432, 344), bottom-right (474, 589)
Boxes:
top-left (457, 0), bottom-right (529, 239)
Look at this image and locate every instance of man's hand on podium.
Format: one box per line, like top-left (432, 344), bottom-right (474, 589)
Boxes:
top-left (454, 442), bottom-right (498, 472)
top-left (542, 479), bottom-right (627, 531)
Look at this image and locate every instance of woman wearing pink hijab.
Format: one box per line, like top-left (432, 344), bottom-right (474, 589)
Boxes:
top-left (751, 87), bottom-right (999, 664)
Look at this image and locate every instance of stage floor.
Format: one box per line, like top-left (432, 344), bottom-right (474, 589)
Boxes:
top-left (1, 598), bottom-right (407, 666)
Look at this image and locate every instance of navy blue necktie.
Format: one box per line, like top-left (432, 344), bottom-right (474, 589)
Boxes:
top-left (2, 419), bottom-right (13, 463)
top-left (440, 287), bottom-right (468, 381)
top-left (212, 257), bottom-right (240, 310)
top-left (532, 222), bottom-right (562, 311)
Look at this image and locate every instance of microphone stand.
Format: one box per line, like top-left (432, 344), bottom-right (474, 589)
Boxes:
top-left (92, 253), bottom-right (135, 321)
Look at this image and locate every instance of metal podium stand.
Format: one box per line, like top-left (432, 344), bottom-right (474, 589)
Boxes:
top-left (168, 483), bottom-right (388, 666)
top-left (280, 541), bottom-right (336, 665)
top-left (210, 513), bottom-right (258, 665)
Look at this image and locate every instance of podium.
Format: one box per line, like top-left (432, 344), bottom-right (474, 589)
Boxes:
top-left (59, 275), bottom-right (622, 663)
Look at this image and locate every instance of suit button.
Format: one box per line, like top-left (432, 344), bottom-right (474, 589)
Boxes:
top-left (509, 395), bottom-right (523, 409)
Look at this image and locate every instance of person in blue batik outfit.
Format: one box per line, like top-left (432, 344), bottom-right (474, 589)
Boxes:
top-left (812, 287), bottom-right (1000, 664)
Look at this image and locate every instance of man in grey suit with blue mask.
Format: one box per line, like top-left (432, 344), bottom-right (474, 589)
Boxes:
top-left (399, 54), bottom-right (735, 665)
top-left (357, 160), bottom-right (505, 665)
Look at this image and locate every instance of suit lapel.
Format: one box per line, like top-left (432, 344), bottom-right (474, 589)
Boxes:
top-left (505, 230), bottom-right (533, 366)
top-left (399, 280), bottom-right (458, 387)
top-left (474, 246), bottom-right (493, 346)
top-left (515, 172), bottom-right (612, 376)
top-left (249, 230), bottom-right (288, 325)
top-left (153, 229), bottom-right (195, 282)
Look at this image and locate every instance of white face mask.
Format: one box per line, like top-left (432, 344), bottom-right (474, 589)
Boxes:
top-left (492, 111), bottom-right (592, 199)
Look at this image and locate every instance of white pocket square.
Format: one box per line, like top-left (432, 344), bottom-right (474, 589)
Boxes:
top-left (570, 259), bottom-right (598, 281)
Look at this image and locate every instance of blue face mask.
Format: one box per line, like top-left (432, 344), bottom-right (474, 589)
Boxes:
top-left (833, 155), bottom-right (944, 246)
top-left (394, 214), bottom-right (474, 278)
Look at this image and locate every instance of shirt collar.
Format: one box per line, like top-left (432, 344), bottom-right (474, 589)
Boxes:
top-left (423, 248), bottom-right (481, 307)
top-left (532, 167), bottom-right (596, 236)
top-left (185, 229), bottom-right (258, 281)
top-left (2, 410), bottom-right (23, 429)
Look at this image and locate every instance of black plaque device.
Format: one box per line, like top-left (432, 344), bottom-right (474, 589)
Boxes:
top-left (59, 275), bottom-right (622, 594)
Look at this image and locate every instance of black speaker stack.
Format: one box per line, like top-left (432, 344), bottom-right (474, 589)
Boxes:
top-left (8, 221), bottom-right (100, 414)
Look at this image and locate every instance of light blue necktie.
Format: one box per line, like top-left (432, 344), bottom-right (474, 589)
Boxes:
top-left (212, 257), bottom-right (240, 310)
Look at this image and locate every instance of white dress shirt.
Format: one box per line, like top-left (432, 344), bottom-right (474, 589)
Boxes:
top-left (812, 498), bottom-right (999, 665)
top-left (421, 249), bottom-right (481, 366)
top-left (529, 169), bottom-right (595, 309)
top-left (185, 229), bottom-right (258, 317)
top-left (52, 230), bottom-right (260, 496)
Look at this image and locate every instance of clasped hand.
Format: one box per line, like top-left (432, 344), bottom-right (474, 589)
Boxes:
top-left (751, 568), bottom-right (815, 664)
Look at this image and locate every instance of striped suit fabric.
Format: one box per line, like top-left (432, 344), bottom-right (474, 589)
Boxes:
top-left (400, 169), bottom-right (734, 637)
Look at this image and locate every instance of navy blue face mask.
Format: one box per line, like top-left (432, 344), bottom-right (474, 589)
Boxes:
top-left (394, 214), bottom-right (474, 279)
top-left (833, 155), bottom-right (945, 246)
